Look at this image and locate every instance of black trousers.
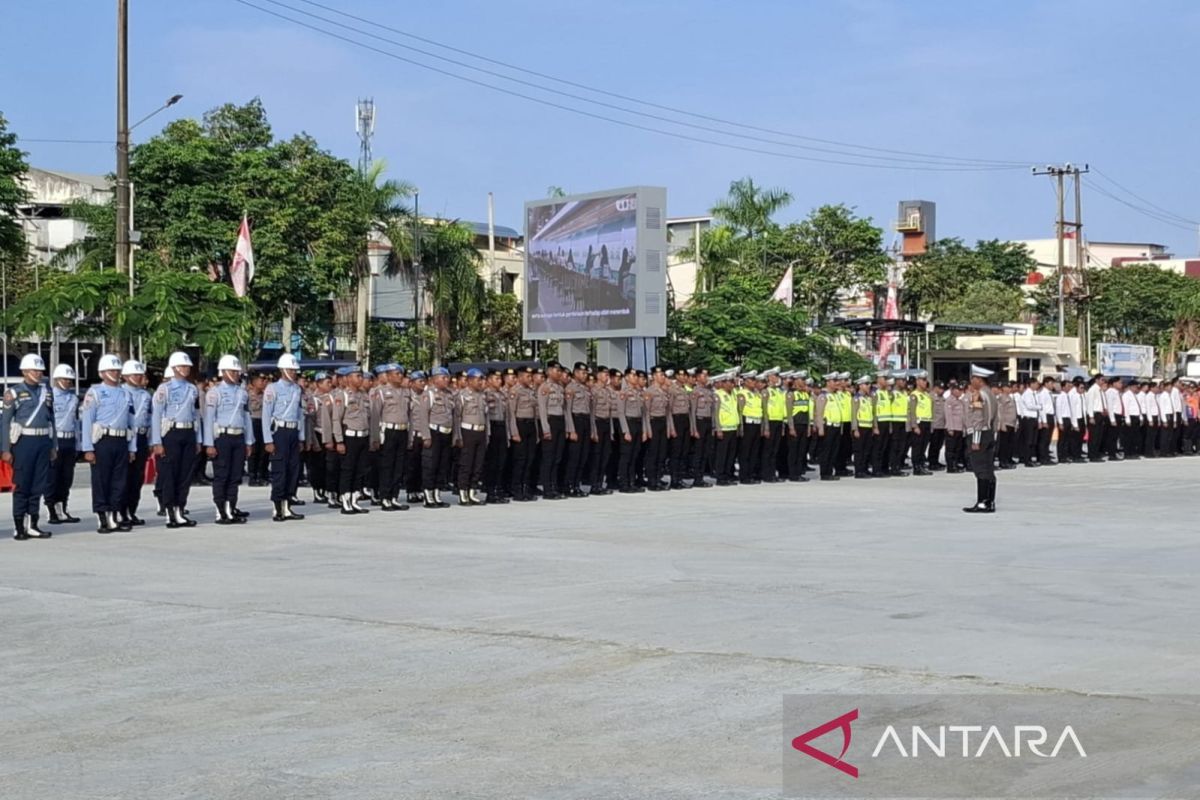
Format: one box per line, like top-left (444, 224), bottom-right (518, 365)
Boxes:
top-left (126, 433), bottom-right (150, 514)
top-left (269, 427), bottom-right (301, 502)
top-left (969, 430), bottom-right (997, 504)
top-left (645, 416), bottom-right (669, 486)
top-left (1057, 420), bottom-right (1077, 460)
top-left (760, 420), bottom-right (784, 479)
top-left (249, 419), bottom-right (268, 481)
top-left (340, 437), bottom-right (369, 497)
top-left (377, 428), bottom-right (408, 499)
top-left (996, 428), bottom-right (1015, 466)
top-left (851, 427), bottom-right (874, 475)
top-left (838, 422), bottom-right (853, 472)
top-left (10, 435), bottom-right (52, 523)
top-left (323, 436), bottom-right (342, 496)
top-left (889, 424), bottom-right (909, 473)
top-left (818, 427), bottom-right (841, 478)
top-left (212, 433), bottom-right (247, 507)
top-left (590, 418), bottom-right (613, 489)
top-left (787, 422), bottom-right (810, 479)
top-left (670, 414), bottom-right (691, 483)
top-left (564, 412), bottom-right (591, 490)
top-left (47, 442), bottom-right (76, 507)
top-left (422, 430), bottom-right (452, 490)
top-left (739, 423), bottom-right (762, 482)
top-left (1017, 418), bottom-right (1037, 464)
top-left (928, 427), bottom-right (946, 467)
top-left (872, 422), bottom-right (892, 475)
top-left (945, 432), bottom-right (964, 469)
top-left (90, 436), bottom-right (129, 514)
top-left (1158, 421), bottom-right (1174, 456)
top-left (457, 429), bottom-right (487, 491)
top-left (484, 421), bottom-right (508, 493)
top-left (1037, 415), bottom-right (1055, 463)
top-left (159, 428), bottom-right (197, 509)
top-left (1103, 418), bottom-right (1121, 458)
top-left (306, 442), bottom-right (325, 495)
top-left (538, 415), bottom-right (567, 495)
top-left (510, 419), bottom-right (537, 495)
top-left (618, 418), bottom-right (643, 489)
top-left (910, 422), bottom-right (930, 469)
top-left (1086, 417), bottom-right (1106, 460)
top-left (691, 417), bottom-right (713, 482)
top-left (1123, 416), bottom-right (1141, 456)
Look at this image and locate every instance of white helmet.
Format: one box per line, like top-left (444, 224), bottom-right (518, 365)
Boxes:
top-left (277, 353), bottom-right (299, 371)
top-left (167, 351), bottom-right (193, 368)
top-left (52, 364), bottom-right (76, 381)
top-left (19, 354), bottom-right (45, 372)
top-left (217, 354), bottom-right (243, 373)
top-left (98, 354), bottom-right (124, 373)
top-left (121, 359), bottom-right (145, 376)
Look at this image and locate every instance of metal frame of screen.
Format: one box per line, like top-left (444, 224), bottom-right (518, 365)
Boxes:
top-left (523, 186), bottom-right (667, 341)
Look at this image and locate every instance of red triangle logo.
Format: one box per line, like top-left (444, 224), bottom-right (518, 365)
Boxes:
top-left (791, 708), bottom-right (859, 778)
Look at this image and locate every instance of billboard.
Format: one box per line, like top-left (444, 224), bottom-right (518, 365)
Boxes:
top-left (524, 186), bottom-right (667, 340)
top-left (1096, 342), bottom-right (1154, 377)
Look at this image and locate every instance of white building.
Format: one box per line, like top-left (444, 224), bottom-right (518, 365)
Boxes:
top-left (17, 167), bottom-right (111, 266)
top-left (1017, 237), bottom-right (1200, 282)
top-left (664, 215), bottom-right (711, 308)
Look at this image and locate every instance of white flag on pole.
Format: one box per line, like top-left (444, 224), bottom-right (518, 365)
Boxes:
top-left (230, 214), bottom-right (255, 298)
top-left (771, 264), bottom-right (794, 307)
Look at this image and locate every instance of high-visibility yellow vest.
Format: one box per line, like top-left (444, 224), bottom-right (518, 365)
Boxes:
top-left (914, 391), bottom-right (933, 421)
top-left (837, 391), bottom-right (852, 424)
top-left (855, 394), bottom-right (875, 426)
top-left (822, 392), bottom-right (843, 425)
top-left (717, 390), bottom-right (739, 430)
top-left (891, 390), bottom-right (910, 421)
top-left (766, 387), bottom-right (787, 421)
top-left (875, 389), bottom-right (893, 422)
top-left (741, 390), bottom-right (764, 420)
top-left (791, 391), bottom-right (811, 417)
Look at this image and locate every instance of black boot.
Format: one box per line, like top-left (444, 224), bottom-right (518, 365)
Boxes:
top-left (215, 504), bottom-right (235, 525)
top-left (289, 496), bottom-right (306, 507)
top-left (25, 516), bottom-right (52, 538)
top-left (97, 514), bottom-right (113, 534)
top-left (111, 511), bottom-right (132, 532)
top-left (47, 503), bottom-right (65, 525)
top-left (423, 490), bottom-right (443, 509)
top-left (272, 501), bottom-right (287, 522)
top-left (60, 504), bottom-right (81, 524)
top-left (963, 480), bottom-right (987, 513)
top-left (282, 501), bottom-right (305, 521)
top-left (175, 507), bottom-right (198, 528)
top-left (13, 517), bottom-right (29, 540)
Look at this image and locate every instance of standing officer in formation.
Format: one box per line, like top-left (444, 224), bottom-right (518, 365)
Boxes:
top-left (47, 363), bottom-right (81, 525)
top-left (690, 368), bottom-right (715, 488)
top-left (122, 360), bottom-right (153, 525)
top-left (508, 367), bottom-right (539, 502)
top-left (203, 354), bottom-right (254, 525)
top-left (419, 367), bottom-right (456, 509)
top-left (3, 354), bottom-right (56, 540)
top-left (263, 353), bottom-right (306, 522)
top-left (563, 362), bottom-right (592, 497)
top-left (850, 375), bottom-right (876, 479)
top-left (537, 361), bottom-right (570, 499)
top-left (332, 367), bottom-right (372, 515)
top-left (370, 363), bottom-right (410, 512)
top-left (483, 369), bottom-right (512, 503)
top-left (81, 354), bottom-right (137, 533)
top-left (152, 352), bottom-right (202, 529)
top-left (963, 364), bottom-right (999, 513)
top-left (454, 368), bottom-right (488, 506)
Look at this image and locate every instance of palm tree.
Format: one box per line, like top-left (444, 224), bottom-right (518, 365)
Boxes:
top-left (348, 160), bottom-right (415, 364)
top-left (710, 176), bottom-right (793, 241)
top-left (418, 220), bottom-right (486, 362)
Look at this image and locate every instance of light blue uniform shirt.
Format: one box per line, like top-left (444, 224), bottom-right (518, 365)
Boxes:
top-left (81, 382), bottom-right (136, 453)
top-left (261, 379), bottom-right (305, 445)
top-left (124, 383), bottom-right (153, 432)
top-left (52, 386), bottom-right (81, 442)
top-left (202, 381), bottom-right (254, 447)
top-left (1, 380), bottom-right (57, 454)
top-left (151, 378), bottom-right (201, 446)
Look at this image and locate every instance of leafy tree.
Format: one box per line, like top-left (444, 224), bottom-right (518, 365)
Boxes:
top-left (974, 239), bottom-right (1037, 287)
top-left (202, 98), bottom-right (273, 152)
top-left (417, 220), bottom-right (486, 361)
top-left (904, 238), bottom-right (1037, 319)
top-left (455, 290), bottom-right (524, 361)
top-left (349, 159), bottom-right (414, 362)
top-left (0, 113), bottom-right (28, 269)
top-left (1087, 264), bottom-right (1200, 349)
top-left (710, 176), bottom-right (792, 241)
top-left (785, 204), bottom-right (889, 324)
top-left (940, 280), bottom-right (1027, 325)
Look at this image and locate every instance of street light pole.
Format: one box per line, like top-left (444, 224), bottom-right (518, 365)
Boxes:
top-left (115, 0), bottom-right (130, 274)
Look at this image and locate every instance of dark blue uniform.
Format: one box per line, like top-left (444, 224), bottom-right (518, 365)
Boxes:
top-left (81, 381), bottom-right (136, 531)
top-left (48, 385), bottom-right (81, 522)
top-left (123, 379), bottom-right (153, 524)
top-left (262, 378), bottom-right (305, 504)
top-left (2, 379), bottom-right (57, 538)
top-left (151, 377), bottom-right (202, 526)
top-left (203, 380), bottom-right (254, 522)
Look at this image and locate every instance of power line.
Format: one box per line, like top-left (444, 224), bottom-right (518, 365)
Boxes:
top-left (1083, 178), bottom-right (1200, 233)
top-left (232, 0), bottom-right (1027, 172)
top-left (1089, 168), bottom-right (1198, 226)
top-left (22, 138), bottom-right (114, 145)
top-left (287, 0), bottom-right (1030, 167)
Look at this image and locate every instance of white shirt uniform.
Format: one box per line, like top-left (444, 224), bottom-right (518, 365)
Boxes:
top-left (1104, 387), bottom-right (1123, 424)
top-left (1084, 384), bottom-right (1105, 419)
top-left (1068, 388), bottom-right (1084, 423)
top-left (1138, 391), bottom-right (1157, 422)
top-left (1037, 387), bottom-right (1055, 420)
top-left (1122, 389), bottom-right (1141, 420)
top-left (1054, 391), bottom-right (1072, 425)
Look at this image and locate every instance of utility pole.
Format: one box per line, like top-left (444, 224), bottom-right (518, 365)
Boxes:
top-left (115, 0), bottom-right (130, 274)
top-left (1032, 163), bottom-right (1089, 352)
top-left (354, 99), bottom-right (376, 365)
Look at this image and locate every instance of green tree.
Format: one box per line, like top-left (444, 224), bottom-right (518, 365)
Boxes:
top-left (902, 238), bottom-right (992, 318)
top-left (418, 220), bottom-right (486, 361)
top-left (710, 176), bottom-right (792, 241)
top-left (940, 280), bottom-right (1027, 325)
top-left (786, 204), bottom-right (889, 324)
top-left (349, 159), bottom-right (414, 362)
top-left (1088, 264), bottom-right (1200, 349)
top-left (0, 113), bottom-right (28, 269)
top-left (974, 239), bottom-right (1037, 287)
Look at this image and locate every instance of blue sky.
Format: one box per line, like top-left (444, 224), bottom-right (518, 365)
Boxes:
top-left (6, 0), bottom-right (1200, 255)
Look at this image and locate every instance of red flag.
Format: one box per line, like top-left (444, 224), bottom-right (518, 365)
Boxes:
top-left (230, 214), bottom-right (255, 298)
top-left (876, 280), bottom-right (900, 368)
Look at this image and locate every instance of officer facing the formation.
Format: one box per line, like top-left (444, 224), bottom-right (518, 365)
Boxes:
top-left (963, 364), bottom-right (1000, 514)
top-left (454, 368), bottom-right (489, 506)
top-left (47, 363), bottom-right (82, 525)
top-left (122, 360), bottom-right (153, 525)
top-left (263, 354), bottom-right (306, 522)
top-left (81, 354), bottom-right (138, 533)
top-left (2, 354), bottom-right (56, 540)
top-left (203, 355), bottom-right (255, 525)
top-left (151, 351), bottom-right (202, 529)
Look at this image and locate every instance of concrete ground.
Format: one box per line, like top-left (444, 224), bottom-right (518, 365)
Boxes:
top-left (1, 459), bottom-right (1196, 799)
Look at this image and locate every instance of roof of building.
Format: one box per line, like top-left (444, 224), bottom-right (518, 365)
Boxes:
top-left (830, 318), bottom-right (1020, 335)
top-left (667, 215), bottom-right (713, 225)
top-left (27, 167), bottom-right (112, 193)
top-left (462, 221), bottom-right (521, 240)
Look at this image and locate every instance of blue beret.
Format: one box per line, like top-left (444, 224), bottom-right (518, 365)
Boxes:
top-left (410, 370), bottom-right (426, 380)
top-left (432, 367), bottom-right (449, 377)
top-left (373, 364), bottom-right (390, 375)
top-left (335, 367), bottom-right (354, 377)
top-left (466, 368), bottom-right (484, 378)
top-left (395, 364), bottom-right (406, 375)
top-left (313, 371), bottom-right (329, 380)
